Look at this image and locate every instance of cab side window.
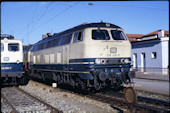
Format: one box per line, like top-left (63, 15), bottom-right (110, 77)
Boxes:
top-left (73, 31), bottom-right (83, 43)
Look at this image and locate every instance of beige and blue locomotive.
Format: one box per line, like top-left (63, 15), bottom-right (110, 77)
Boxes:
top-left (29, 22), bottom-right (135, 90)
top-left (1, 34), bottom-right (26, 86)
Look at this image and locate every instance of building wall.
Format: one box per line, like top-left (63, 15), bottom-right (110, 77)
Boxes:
top-left (131, 38), bottom-right (169, 74)
top-left (161, 37), bottom-right (169, 68)
top-left (132, 39), bottom-right (162, 68)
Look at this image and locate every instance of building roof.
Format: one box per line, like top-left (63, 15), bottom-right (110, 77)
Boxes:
top-left (143, 30), bottom-right (169, 37)
top-left (1, 34), bottom-right (14, 40)
top-left (126, 34), bottom-right (144, 39)
top-left (128, 37), bottom-right (138, 42)
top-left (126, 34), bottom-right (143, 42)
top-left (127, 30), bottom-right (169, 43)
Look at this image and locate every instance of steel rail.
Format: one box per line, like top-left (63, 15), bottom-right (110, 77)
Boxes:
top-left (114, 90), bottom-right (170, 111)
top-left (89, 92), bottom-right (168, 113)
top-left (1, 93), bottom-right (19, 113)
top-left (98, 90), bottom-right (170, 113)
top-left (14, 86), bottom-right (63, 113)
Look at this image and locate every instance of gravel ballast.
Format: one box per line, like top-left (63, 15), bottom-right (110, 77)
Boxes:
top-left (19, 80), bottom-right (118, 113)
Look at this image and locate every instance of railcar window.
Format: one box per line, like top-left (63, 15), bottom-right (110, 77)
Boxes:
top-left (8, 43), bottom-right (19, 51)
top-left (111, 30), bottom-right (127, 40)
top-left (33, 45), bottom-right (38, 51)
top-left (46, 38), bottom-right (59, 48)
top-left (32, 34), bottom-right (72, 51)
top-left (46, 40), bottom-right (52, 48)
top-left (73, 31), bottom-right (83, 43)
top-left (92, 30), bottom-right (110, 40)
top-left (62, 34), bottom-right (72, 45)
top-left (59, 34), bottom-right (72, 45)
top-left (58, 38), bottom-right (63, 46)
top-left (1, 43), bottom-right (4, 52)
top-left (38, 43), bottom-right (44, 50)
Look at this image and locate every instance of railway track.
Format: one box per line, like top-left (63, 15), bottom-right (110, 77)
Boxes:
top-left (88, 89), bottom-right (170, 113)
top-left (55, 84), bottom-right (170, 113)
top-left (135, 89), bottom-right (169, 101)
top-left (1, 87), bottom-right (62, 113)
top-left (1, 94), bottom-right (15, 113)
top-left (3, 80), bottom-right (168, 113)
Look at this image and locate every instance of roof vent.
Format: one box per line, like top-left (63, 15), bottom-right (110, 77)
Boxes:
top-left (1, 34), bottom-right (14, 40)
top-left (53, 33), bottom-right (57, 36)
top-left (42, 34), bottom-right (48, 39)
top-left (47, 33), bottom-right (51, 37)
top-left (158, 30), bottom-right (164, 38)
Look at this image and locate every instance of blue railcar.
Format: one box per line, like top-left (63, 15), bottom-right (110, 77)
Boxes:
top-left (1, 34), bottom-right (26, 86)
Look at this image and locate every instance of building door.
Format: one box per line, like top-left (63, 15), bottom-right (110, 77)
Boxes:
top-left (133, 53), bottom-right (137, 69)
top-left (141, 53), bottom-right (146, 72)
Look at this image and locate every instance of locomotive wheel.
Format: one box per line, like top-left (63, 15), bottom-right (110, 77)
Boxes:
top-left (94, 75), bottom-right (101, 90)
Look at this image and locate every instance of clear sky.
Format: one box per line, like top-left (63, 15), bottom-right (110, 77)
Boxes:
top-left (1, 1), bottom-right (169, 45)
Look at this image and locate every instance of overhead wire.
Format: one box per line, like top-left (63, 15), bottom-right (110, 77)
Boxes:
top-left (17, 2), bottom-right (53, 44)
top-left (86, 2), bottom-right (168, 11)
top-left (17, 2), bottom-right (79, 45)
top-left (26, 2), bottom-right (79, 36)
top-left (30, 2), bottom-right (52, 31)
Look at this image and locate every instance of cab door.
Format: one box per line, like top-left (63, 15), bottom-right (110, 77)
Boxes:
top-left (63, 45), bottom-right (69, 64)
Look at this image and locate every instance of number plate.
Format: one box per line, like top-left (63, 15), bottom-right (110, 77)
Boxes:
top-left (110, 47), bottom-right (117, 53)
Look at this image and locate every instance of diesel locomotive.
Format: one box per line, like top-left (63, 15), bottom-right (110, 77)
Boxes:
top-left (26, 22), bottom-right (135, 91)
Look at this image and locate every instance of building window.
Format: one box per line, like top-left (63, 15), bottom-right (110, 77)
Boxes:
top-left (151, 52), bottom-right (157, 59)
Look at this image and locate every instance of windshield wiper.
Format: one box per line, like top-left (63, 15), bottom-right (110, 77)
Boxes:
top-left (97, 26), bottom-right (109, 41)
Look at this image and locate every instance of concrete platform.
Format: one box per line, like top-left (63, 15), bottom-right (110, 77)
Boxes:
top-left (124, 78), bottom-right (169, 96)
top-left (135, 71), bottom-right (169, 81)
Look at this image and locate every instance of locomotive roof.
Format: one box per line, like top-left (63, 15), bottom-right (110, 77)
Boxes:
top-left (36, 22), bottom-right (122, 44)
top-left (1, 34), bottom-right (14, 40)
top-left (54, 22), bottom-right (121, 37)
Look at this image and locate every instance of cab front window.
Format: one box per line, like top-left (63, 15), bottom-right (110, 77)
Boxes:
top-left (111, 30), bottom-right (127, 40)
top-left (92, 30), bottom-right (110, 40)
top-left (8, 43), bottom-right (19, 51)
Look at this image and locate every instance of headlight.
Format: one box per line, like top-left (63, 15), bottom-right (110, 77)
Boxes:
top-left (124, 59), bottom-right (129, 63)
top-left (95, 59), bottom-right (101, 64)
top-left (95, 59), bottom-right (107, 64)
top-left (121, 59), bottom-right (125, 63)
top-left (121, 58), bottom-right (131, 63)
top-left (16, 60), bottom-right (20, 64)
top-left (4, 38), bottom-right (8, 42)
